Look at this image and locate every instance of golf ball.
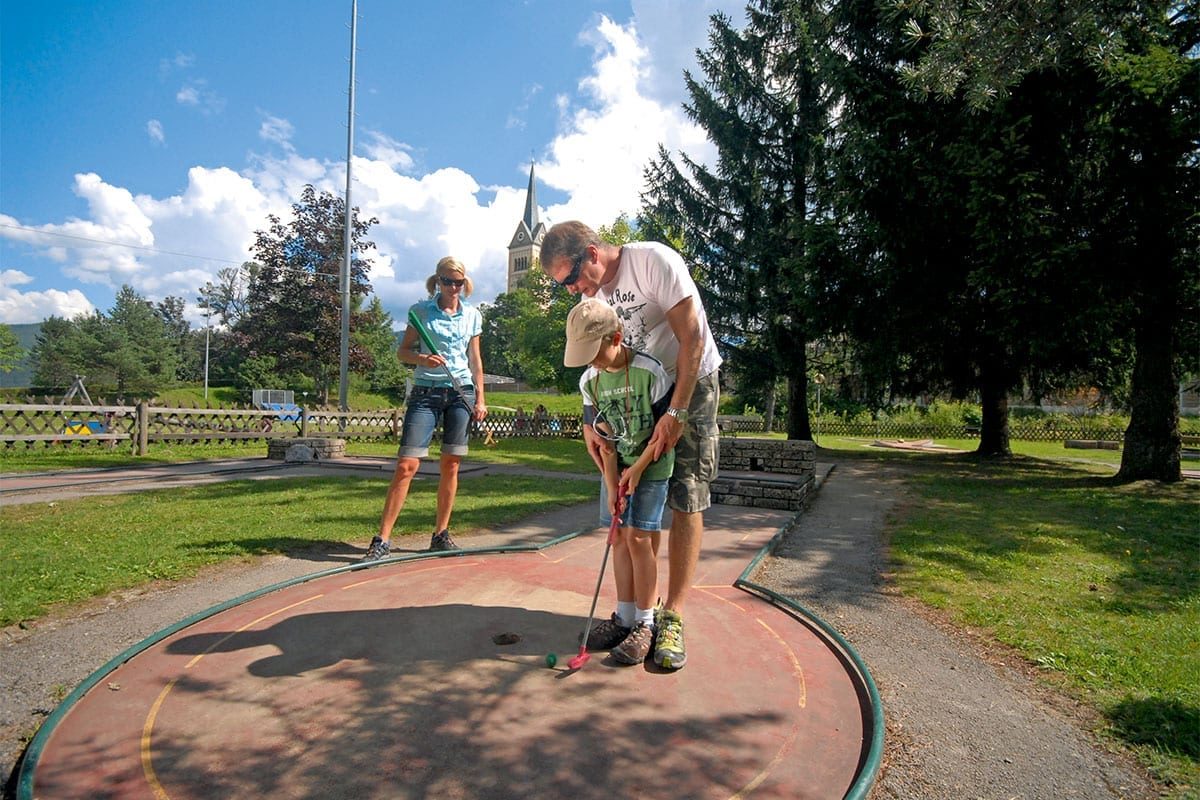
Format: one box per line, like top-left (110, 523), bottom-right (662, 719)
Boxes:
top-left (545, 653), bottom-right (558, 668)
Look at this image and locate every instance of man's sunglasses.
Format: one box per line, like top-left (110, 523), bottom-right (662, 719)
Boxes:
top-left (439, 276), bottom-right (466, 288)
top-left (555, 251), bottom-right (588, 288)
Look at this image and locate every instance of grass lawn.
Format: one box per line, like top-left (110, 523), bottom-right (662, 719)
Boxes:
top-left (0, 473), bottom-right (594, 628)
top-left (817, 438), bottom-right (1199, 795)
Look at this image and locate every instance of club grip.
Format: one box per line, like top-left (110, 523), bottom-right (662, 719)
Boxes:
top-left (407, 309), bottom-right (441, 357)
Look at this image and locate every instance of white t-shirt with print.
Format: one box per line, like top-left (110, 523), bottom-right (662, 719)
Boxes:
top-left (596, 242), bottom-right (722, 382)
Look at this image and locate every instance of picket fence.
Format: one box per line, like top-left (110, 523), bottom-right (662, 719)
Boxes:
top-left (1, 402), bottom-right (1135, 455)
top-left (0, 402), bottom-right (583, 454)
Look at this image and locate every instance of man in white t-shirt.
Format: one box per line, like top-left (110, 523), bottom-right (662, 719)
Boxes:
top-left (542, 220), bottom-right (722, 670)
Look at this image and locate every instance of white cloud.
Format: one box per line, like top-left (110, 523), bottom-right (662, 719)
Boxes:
top-left (176, 80), bottom-right (225, 114)
top-left (1, 269), bottom-right (33, 286)
top-left (0, 269), bottom-right (94, 322)
top-left (631, 0), bottom-right (748, 105)
top-left (258, 114), bottom-right (296, 150)
top-left (536, 14), bottom-right (718, 226)
top-left (159, 51), bottom-right (195, 77)
top-left (506, 84), bottom-right (543, 130)
top-left (147, 119), bottom-right (165, 144)
top-left (360, 131), bottom-right (415, 172)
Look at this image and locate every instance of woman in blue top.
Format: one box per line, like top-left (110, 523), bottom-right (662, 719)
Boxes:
top-left (363, 256), bottom-right (488, 558)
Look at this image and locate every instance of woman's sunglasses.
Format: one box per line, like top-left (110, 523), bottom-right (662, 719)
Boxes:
top-left (439, 276), bottom-right (466, 288)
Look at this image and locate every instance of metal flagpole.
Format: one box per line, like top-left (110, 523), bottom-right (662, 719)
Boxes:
top-left (338, 0), bottom-right (358, 412)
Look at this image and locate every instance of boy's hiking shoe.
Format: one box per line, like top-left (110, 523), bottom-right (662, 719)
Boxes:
top-left (612, 622), bottom-right (655, 665)
top-left (429, 529), bottom-right (459, 551)
top-left (584, 613), bottom-right (631, 650)
top-left (361, 536), bottom-right (390, 562)
top-left (654, 609), bottom-right (687, 669)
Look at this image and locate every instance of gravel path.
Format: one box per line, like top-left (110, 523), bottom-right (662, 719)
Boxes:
top-left (2, 460), bottom-right (1162, 799)
top-left (754, 461), bottom-right (1159, 799)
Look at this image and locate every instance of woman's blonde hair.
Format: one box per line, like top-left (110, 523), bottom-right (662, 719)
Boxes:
top-left (426, 256), bottom-right (474, 297)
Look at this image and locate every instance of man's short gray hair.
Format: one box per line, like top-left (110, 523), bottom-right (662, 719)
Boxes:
top-left (540, 221), bottom-right (599, 273)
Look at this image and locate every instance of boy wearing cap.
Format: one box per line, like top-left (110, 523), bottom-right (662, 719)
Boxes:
top-left (565, 299), bottom-right (674, 665)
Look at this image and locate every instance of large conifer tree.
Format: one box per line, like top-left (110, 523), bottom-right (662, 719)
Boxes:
top-left (643, 0), bottom-right (844, 439)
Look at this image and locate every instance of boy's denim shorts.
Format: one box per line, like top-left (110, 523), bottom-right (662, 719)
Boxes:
top-left (599, 478), bottom-right (669, 534)
top-left (399, 385), bottom-right (474, 458)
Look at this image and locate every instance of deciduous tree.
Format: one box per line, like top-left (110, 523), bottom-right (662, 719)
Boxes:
top-left (235, 185), bottom-right (378, 404)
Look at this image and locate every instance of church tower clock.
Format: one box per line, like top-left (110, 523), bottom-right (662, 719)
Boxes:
top-left (506, 161), bottom-right (546, 293)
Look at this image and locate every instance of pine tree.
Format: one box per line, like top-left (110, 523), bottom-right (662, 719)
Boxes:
top-left (643, 0), bottom-right (844, 439)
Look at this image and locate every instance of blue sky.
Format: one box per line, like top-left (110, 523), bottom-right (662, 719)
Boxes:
top-left (1, 0), bottom-right (745, 327)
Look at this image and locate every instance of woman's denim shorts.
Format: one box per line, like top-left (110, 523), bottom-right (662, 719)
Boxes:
top-left (599, 477), bottom-right (669, 534)
top-left (399, 385), bottom-right (474, 458)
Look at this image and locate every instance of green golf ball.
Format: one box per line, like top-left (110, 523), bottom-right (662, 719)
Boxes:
top-left (545, 653), bottom-right (557, 668)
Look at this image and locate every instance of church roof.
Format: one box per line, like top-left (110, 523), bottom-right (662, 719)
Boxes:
top-left (522, 161), bottom-right (539, 231)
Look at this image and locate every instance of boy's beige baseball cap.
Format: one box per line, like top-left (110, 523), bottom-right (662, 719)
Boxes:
top-left (563, 299), bottom-right (620, 367)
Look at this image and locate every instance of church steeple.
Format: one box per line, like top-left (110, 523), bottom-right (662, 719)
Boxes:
top-left (507, 160), bottom-right (546, 293)
top-left (522, 161), bottom-right (539, 232)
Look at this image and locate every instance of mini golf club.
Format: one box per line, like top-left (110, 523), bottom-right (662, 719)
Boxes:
top-left (567, 509), bottom-right (621, 671)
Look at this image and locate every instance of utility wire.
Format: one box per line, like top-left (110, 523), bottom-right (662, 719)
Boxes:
top-left (0, 222), bottom-right (243, 265)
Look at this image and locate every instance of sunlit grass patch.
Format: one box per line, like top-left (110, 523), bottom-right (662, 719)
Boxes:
top-left (888, 459), bottom-right (1199, 792)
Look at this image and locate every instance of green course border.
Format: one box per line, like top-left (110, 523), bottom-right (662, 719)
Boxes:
top-left (731, 465), bottom-right (885, 800)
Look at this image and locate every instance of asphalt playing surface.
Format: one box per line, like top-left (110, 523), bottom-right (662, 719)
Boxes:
top-left (20, 502), bottom-right (879, 800)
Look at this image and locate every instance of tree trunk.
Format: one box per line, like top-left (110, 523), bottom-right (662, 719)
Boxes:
top-left (763, 383), bottom-right (777, 433)
top-left (786, 358), bottom-right (813, 440)
top-left (1117, 310), bottom-right (1181, 482)
top-left (977, 375), bottom-right (1012, 457)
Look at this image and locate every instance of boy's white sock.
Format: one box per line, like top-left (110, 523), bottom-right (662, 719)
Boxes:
top-left (635, 606), bottom-right (655, 627)
top-left (617, 601), bottom-right (637, 627)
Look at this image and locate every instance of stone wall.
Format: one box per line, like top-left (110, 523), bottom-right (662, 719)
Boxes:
top-left (712, 438), bottom-right (815, 512)
top-left (267, 437), bottom-right (346, 461)
top-left (719, 437), bottom-right (815, 475)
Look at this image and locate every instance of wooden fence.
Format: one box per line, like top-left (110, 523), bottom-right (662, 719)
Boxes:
top-left (812, 421), bottom-right (1126, 442)
top-left (0, 402), bottom-right (1134, 454)
top-left (0, 403), bottom-right (584, 454)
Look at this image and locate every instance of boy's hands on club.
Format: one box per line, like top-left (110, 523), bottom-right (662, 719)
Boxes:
top-left (619, 463), bottom-right (646, 500)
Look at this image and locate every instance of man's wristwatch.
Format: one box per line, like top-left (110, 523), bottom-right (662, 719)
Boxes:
top-left (666, 407), bottom-right (689, 425)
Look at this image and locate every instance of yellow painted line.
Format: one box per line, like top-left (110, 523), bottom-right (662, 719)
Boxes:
top-left (149, 592), bottom-right (332, 793)
top-left (185, 593), bottom-right (324, 669)
top-left (695, 586), bottom-right (754, 612)
top-left (727, 722), bottom-right (801, 800)
top-left (141, 680), bottom-right (176, 800)
top-left (756, 617), bottom-right (806, 709)
top-left (726, 619), bottom-right (806, 799)
top-left (342, 557), bottom-right (487, 589)
top-left (541, 539), bottom-right (602, 564)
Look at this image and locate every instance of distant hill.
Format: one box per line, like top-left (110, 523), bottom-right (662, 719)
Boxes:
top-left (0, 322), bottom-right (40, 389)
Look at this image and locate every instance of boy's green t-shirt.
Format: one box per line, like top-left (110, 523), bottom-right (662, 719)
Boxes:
top-left (579, 351), bottom-right (675, 481)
